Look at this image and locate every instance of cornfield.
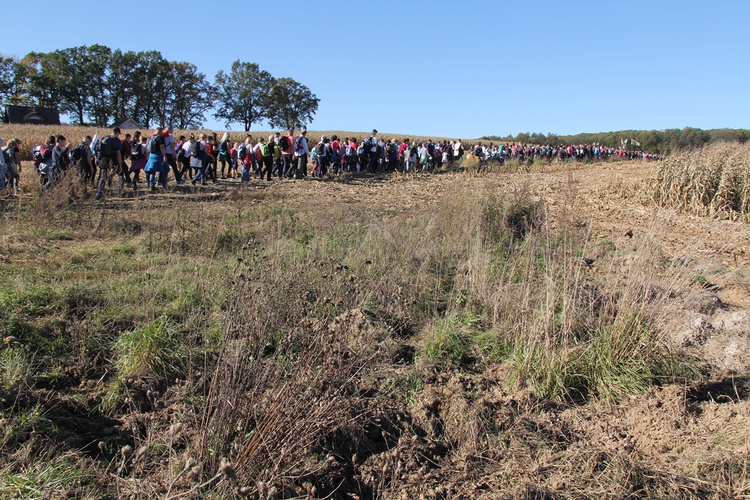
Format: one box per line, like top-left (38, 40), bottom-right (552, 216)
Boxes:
top-left (654, 141), bottom-right (750, 221)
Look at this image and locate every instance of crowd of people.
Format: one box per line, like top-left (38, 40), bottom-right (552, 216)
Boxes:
top-left (471, 142), bottom-right (663, 163)
top-left (0, 127), bottom-right (662, 199)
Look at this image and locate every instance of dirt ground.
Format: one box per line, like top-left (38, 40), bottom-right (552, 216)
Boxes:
top-left (244, 161), bottom-right (750, 498)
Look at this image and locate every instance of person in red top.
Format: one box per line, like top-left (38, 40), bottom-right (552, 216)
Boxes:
top-left (330, 135), bottom-right (342, 175)
top-left (229, 142), bottom-right (238, 178)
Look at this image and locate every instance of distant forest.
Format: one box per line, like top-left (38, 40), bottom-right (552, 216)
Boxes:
top-left (481, 128), bottom-right (750, 154)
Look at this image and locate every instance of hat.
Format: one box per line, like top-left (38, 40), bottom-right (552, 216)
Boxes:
top-left (321, 135), bottom-right (328, 141)
top-left (372, 129), bottom-right (378, 134)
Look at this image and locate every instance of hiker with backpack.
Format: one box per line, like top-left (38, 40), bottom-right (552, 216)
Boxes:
top-left (2, 139), bottom-right (21, 196)
top-left (344, 138), bottom-right (357, 172)
top-left (293, 130), bottom-right (310, 179)
top-left (69, 136), bottom-right (94, 185)
top-left (366, 130), bottom-right (379, 174)
top-left (0, 138), bottom-right (7, 194)
top-left (144, 127), bottom-right (168, 191)
top-left (279, 130), bottom-right (294, 179)
top-left (44, 135), bottom-right (70, 190)
top-left (329, 135), bottom-right (342, 175)
top-left (205, 135), bottom-right (218, 183)
top-left (96, 128), bottom-right (124, 200)
top-left (259, 135), bottom-right (278, 181)
top-left (270, 133), bottom-right (283, 178)
top-left (190, 133), bottom-right (209, 186)
top-left (175, 135), bottom-right (191, 181)
top-left (238, 136), bottom-right (253, 182)
top-left (314, 136), bottom-right (331, 177)
top-left (229, 142), bottom-right (239, 178)
top-left (120, 133), bottom-right (132, 184)
top-left (218, 132), bottom-right (232, 179)
top-left (164, 127), bottom-right (184, 185)
top-left (130, 133), bottom-right (148, 188)
top-left (35, 136), bottom-right (56, 188)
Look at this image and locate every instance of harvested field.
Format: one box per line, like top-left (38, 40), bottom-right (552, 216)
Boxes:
top-left (1, 142), bottom-right (749, 498)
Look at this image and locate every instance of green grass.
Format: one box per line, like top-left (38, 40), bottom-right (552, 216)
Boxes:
top-left (113, 316), bottom-right (185, 379)
top-left (1, 347), bottom-right (31, 390)
top-left (0, 456), bottom-right (91, 499)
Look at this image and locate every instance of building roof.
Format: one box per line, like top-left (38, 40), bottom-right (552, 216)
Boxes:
top-left (111, 118), bottom-right (143, 130)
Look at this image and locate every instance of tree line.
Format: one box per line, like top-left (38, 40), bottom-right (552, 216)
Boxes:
top-left (482, 127), bottom-right (750, 155)
top-left (0, 45), bottom-right (319, 132)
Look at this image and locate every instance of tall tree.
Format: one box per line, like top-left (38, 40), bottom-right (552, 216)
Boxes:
top-left (163, 61), bottom-right (214, 130)
top-left (107, 49), bottom-right (139, 125)
top-left (265, 77), bottom-right (319, 134)
top-left (0, 56), bottom-right (29, 106)
top-left (214, 61), bottom-right (273, 131)
top-left (130, 51), bottom-right (170, 128)
top-left (18, 52), bottom-right (60, 109)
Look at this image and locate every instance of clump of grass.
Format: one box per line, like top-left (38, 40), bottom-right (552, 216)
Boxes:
top-left (421, 311), bottom-right (481, 363)
top-left (655, 141), bottom-right (750, 220)
top-left (0, 347), bottom-right (31, 390)
top-left (0, 454), bottom-right (89, 499)
top-left (113, 316), bottom-right (184, 379)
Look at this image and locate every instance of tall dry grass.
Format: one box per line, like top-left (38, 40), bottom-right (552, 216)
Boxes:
top-left (654, 141), bottom-right (750, 221)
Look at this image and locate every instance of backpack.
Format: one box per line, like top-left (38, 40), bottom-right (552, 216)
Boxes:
top-left (190, 140), bottom-right (202, 158)
top-left (33, 144), bottom-right (52, 167)
top-left (1, 147), bottom-right (11, 166)
top-left (278, 135), bottom-right (289, 150)
top-left (54, 146), bottom-right (70, 171)
top-left (345, 144), bottom-right (355, 157)
top-left (409, 145), bottom-right (418, 156)
top-left (147, 134), bottom-right (161, 154)
top-left (69, 143), bottom-right (87, 165)
top-left (295, 136), bottom-right (306, 153)
top-left (130, 141), bottom-right (143, 161)
top-left (316, 142), bottom-right (326, 156)
top-left (97, 136), bottom-right (115, 161)
top-left (237, 142), bottom-right (247, 160)
top-left (261, 142), bottom-right (273, 158)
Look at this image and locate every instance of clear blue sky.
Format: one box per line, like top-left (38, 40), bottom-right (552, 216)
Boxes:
top-left (4, 0), bottom-right (749, 138)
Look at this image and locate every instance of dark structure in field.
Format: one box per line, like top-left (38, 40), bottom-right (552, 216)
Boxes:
top-left (4, 105), bottom-right (61, 125)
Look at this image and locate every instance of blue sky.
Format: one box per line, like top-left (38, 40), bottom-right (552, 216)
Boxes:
top-left (4, 0), bottom-right (749, 138)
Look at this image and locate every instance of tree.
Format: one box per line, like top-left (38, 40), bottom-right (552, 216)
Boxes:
top-left (0, 56), bottom-right (28, 106)
top-left (18, 52), bottom-right (60, 109)
top-left (163, 61), bottom-right (214, 129)
top-left (108, 49), bottom-right (140, 125)
top-left (130, 51), bottom-right (170, 128)
top-left (265, 77), bottom-right (319, 133)
top-left (214, 61), bottom-right (273, 131)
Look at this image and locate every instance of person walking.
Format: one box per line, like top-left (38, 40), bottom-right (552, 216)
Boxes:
top-left (292, 130), bottom-right (310, 179)
top-left (96, 128), bottom-right (124, 200)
